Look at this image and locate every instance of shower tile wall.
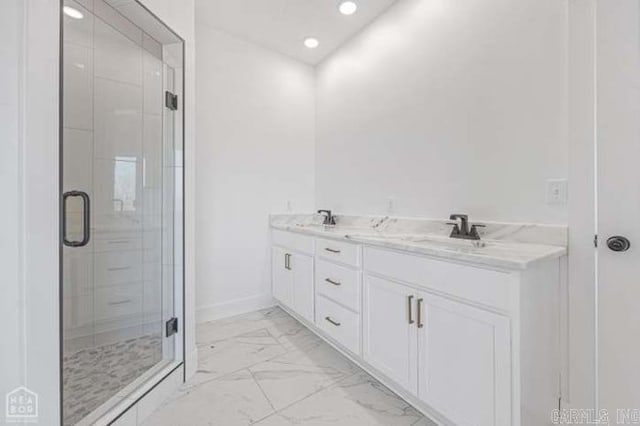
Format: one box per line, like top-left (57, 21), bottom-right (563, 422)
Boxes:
top-left (62, 0), bottom-right (165, 354)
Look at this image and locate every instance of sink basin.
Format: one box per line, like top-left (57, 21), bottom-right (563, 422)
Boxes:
top-left (347, 233), bottom-right (488, 250)
top-left (402, 235), bottom-right (487, 249)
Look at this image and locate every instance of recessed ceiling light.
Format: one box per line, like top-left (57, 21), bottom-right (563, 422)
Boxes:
top-left (63, 6), bottom-right (84, 19)
top-left (338, 1), bottom-right (358, 15)
top-left (304, 37), bottom-right (319, 49)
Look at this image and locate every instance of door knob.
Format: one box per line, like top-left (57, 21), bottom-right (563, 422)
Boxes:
top-left (607, 236), bottom-right (631, 252)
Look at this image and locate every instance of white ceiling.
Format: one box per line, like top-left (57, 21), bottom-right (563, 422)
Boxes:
top-left (195, 0), bottom-right (398, 65)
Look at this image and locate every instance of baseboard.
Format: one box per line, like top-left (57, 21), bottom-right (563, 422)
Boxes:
top-left (195, 294), bottom-right (276, 323)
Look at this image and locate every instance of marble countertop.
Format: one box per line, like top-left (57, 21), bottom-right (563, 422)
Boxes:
top-left (270, 214), bottom-right (567, 270)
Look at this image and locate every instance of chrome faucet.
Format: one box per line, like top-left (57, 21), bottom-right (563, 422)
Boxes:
top-left (448, 214), bottom-right (485, 240)
top-left (317, 209), bottom-right (336, 225)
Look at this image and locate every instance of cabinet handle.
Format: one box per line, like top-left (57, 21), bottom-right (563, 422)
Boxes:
top-left (325, 316), bottom-right (341, 327)
top-left (324, 247), bottom-right (341, 254)
top-left (407, 295), bottom-right (415, 324)
top-left (417, 298), bottom-right (424, 328)
top-left (325, 278), bottom-right (341, 286)
top-left (284, 253), bottom-right (291, 270)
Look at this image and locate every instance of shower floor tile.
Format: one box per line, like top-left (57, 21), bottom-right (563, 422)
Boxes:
top-left (63, 333), bottom-right (162, 425)
top-left (142, 307), bottom-right (437, 426)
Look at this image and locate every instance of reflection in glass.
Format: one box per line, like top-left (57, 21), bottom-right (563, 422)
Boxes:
top-left (113, 157), bottom-right (137, 212)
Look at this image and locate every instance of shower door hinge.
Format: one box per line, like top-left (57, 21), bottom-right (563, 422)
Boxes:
top-left (166, 317), bottom-right (179, 337)
top-left (165, 91), bottom-right (178, 111)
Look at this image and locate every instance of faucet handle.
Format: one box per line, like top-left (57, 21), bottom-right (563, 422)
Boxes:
top-left (469, 224), bottom-right (486, 239)
top-left (447, 222), bottom-right (461, 235)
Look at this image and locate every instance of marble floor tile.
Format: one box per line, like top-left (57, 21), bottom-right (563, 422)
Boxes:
top-left (249, 343), bottom-right (360, 410)
top-left (196, 310), bottom-right (274, 344)
top-left (194, 328), bottom-right (287, 385)
top-left (141, 369), bottom-right (274, 426)
top-left (259, 306), bottom-right (290, 320)
top-left (146, 307), bottom-right (439, 426)
top-left (264, 315), bottom-right (324, 353)
top-left (253, 372), bottom-right (424, 426)
top-left (411, 416), bottom-right (439, 426)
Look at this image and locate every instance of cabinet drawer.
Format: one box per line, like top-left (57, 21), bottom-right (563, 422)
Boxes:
top-left (94, 233), bottom-right (143, 252)
top-left (94, 250), bottom-right (143, 286)
top-left (364, 247), bottom-right (514, 311)
top-left (316, 259), bottom-right (361, 312)
top-left (272, 229), bottom-right (314, 255)
top-left (316, 238), bottom-right (360, 267)
top-left (316, 295), bottom-right (361, 355)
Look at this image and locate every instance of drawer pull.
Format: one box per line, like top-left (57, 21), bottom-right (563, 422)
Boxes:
top-left (407, 295), bottom-right (415, 324)
top-left (325, 278), bottom-right (341, 286)
top-left (108, 299), bottom-right (131, 306)
top-left (108, 266), bottom-right (131, 272)
top-left (324, 248), bottom-right (341, 254)
top-left (108, 240), bottom-right (130, 244)
top-left (325, 316), bottom-right (341, 327)
top-left (417, 298), bottom-right (424, 328)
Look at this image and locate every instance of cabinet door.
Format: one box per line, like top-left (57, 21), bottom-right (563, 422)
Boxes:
top-left (363, 275), bottom-right (418, 393)
top-left (417, 293), bottom-right (511, 426)
top-left (291, 253), bottom-right (314, 322)
top-left (272, 247), bottom-right (292, 308)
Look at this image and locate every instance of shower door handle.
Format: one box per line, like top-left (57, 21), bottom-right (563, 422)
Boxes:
top-left (62, 190), bottom-right (91, 247)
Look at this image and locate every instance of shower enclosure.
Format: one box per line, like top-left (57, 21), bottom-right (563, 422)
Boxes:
top-left (60, 0), bottom-right (184, 424)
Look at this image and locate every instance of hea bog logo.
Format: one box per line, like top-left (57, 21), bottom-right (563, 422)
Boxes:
top-left (5, 386), bottom-right (38, 423)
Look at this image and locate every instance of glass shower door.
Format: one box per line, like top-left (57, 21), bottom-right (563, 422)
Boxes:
top-left (61, 1), bottom-right (183, 424)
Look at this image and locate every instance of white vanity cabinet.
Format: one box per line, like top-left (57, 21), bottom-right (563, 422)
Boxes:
top-left (314, 239), bottom-right (362, 355)
top-left (416, 291), bottom-right (511, 426)
top-left (363, 246), bottom-right (560, 426)
top-left (363, 275), bottom-right (418, 392)
top-left (271, 231), bottom-right (314, 323)
top-left (363, 273), bottom-right (512, 426)
top-left (271, 227), bottom-right (563, 426)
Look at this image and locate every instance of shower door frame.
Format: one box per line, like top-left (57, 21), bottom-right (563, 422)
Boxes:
top-left (57, 1), bottom-right (186, 423)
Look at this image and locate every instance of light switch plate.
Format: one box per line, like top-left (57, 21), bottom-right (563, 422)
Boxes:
top-left (546, 179), bottom-right (568, 205)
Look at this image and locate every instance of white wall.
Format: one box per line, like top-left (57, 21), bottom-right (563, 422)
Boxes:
top-left (0, 0), bottom-right (61, 423)
top-left (194, 25), bottom-right (315, 322)
top-left (316, 0), bottom-right (568, 225)
top-left (0, 0), bottom-right (27, 411)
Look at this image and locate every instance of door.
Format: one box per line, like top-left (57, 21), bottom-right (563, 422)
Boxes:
top-left (596, 0), bottom-right (640, 414)
top-left (291, 253), bottom-right (314, 322)
top-left (272, 247), bottom-right (292, 307)
top-left (61, 2), bottom-right (184, 424)
top-left (363, 275), bottom-right (418, 393)
top-left (417, 293), bottom-right (511, 426)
